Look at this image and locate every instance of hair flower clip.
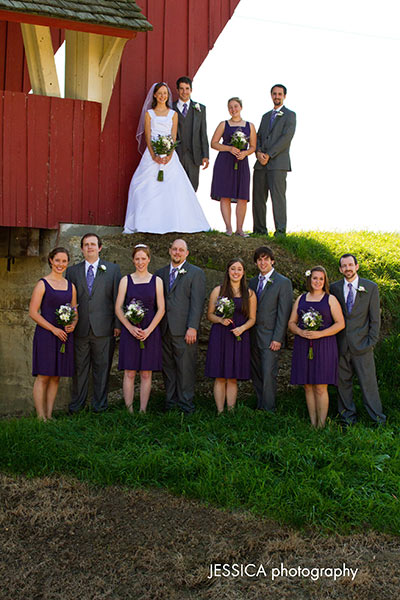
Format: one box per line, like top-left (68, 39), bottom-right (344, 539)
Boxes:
top-left (305, 270), bottom-right (311, 277)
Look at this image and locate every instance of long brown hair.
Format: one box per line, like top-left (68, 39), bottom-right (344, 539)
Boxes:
top-left (220, 258), bottom-right (250, 318)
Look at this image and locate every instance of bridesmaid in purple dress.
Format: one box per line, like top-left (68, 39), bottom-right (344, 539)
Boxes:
top-left (29, 247), bottom-right (78, 421)
top-left (115, 244), bottom-right (165, 413)
top-left (288, 266), bottom-right (345, 428)
top-left (210, 97), bottom-right (256, 237)
top-left (205, 258), bottom-right (257, 413)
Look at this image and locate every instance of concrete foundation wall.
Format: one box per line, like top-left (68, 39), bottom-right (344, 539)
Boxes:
top-left (0, 226), bottom-right (229, 416)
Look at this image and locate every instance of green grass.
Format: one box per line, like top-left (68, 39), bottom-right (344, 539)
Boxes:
top-left (1, 231), bottom-right (400, 535)
top-left (1, 396), bottom-right (400, 534)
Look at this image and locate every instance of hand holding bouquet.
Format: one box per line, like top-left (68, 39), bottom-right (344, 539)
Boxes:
top-left (55, 303), bottom-right (77, 353)
top-left (151, 135), bottom-right (179, 181)
top-left (301, 308), bottom-right (323, 359)
top-left (215, 296), bottom-right (241, 341)
top-left (230, 130), bottom-right (248, 170)
top-left (124, 299), bottom-right (147, 349)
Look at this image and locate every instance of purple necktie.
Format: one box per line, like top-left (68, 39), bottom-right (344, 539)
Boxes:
top-left (182, 103), bottom-right (188, 117)
top-left (256, 276), bottom-right (265, 299)
top-left (87, 264), bottom-right (94, 295)
top-left (169, 267), bottom-right (178, 290)
top-left (346, 282), bottom-right (354, 313)
top-left (269, 110), bottom-right (277, 127)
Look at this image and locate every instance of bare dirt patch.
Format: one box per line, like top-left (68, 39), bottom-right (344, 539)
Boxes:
top-left (1, 474), bottom-right (398, 600)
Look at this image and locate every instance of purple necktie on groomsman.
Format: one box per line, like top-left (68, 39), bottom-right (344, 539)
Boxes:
top-left (346, 282), bottom-right (354, 313)
top-left (256, 275), bottom-right (266, 299)
top-left (269, 109), bottom-right (277, 128)
top-left (87, 264), bottom-right (94, 295)
top-left (182, 103), bottom-right (188, 117)
top-left (169, 267), bottom-right (178, 290)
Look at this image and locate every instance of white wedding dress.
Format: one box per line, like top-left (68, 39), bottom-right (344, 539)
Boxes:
top-left (123, 109), bottom-right (210, 234)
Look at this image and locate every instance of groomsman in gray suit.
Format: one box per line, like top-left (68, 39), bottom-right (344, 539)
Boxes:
top-left (156, 239), bottom-right (206, 414)
top-left (66, 233), bottom-right (121, 413)
top-left (330, 254), bottom-right (386, 426)
top-left (173, 76), bottom-right (209, 191)
top-left (249, 246), bottom-right (293, 411)
top-left (253, 84), bottom-right (296, 236)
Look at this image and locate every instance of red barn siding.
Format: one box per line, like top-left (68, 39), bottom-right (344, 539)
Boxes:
top-left (0, 91), bottom-right (101, 228)
top-left (0, 0), bottom-right (240, 229)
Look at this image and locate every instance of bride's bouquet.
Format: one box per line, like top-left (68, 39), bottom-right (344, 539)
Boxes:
top-left (124, 299), bottom-right (147, 349)
top-left (215, 296), bottom-right (241, 342)
top-left (151, 135), bottom-right (179, 181)
top-left (230, 130), bottom-right (248, 170)
top-left (301, 308), bottom-right (323, 359)
top-left (55, 303), bottom-right (77, 353)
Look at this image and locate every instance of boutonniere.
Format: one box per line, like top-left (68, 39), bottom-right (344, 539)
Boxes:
top-left (357, 286), bottom-right (367, 293)
top-left (178, 267), bottom-right (187, 275)
top-left (193, 102), bottom-right (201, 112)
top-left (267, 278), bottom-right (274, 285)
top-left (99, 264), bottom-right (107, 273)
top-left (276, 111), bottom-right (284, 117)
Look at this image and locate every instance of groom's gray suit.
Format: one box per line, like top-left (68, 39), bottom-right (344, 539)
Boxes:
top-left (173, 100), bottom-right (209, 191)
top-left (249, 271), bottom-right (292, 411)
top-left (156, 262), bottom-right (206, 413)
top-left (66, 259), bottom-right (121, 412)
top-left (253, 106), bottom-right (296, 235)
top-left (330, 277), bottom-right (386, 424)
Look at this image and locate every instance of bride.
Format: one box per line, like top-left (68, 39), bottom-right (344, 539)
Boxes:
top-left (123, 82), bottom-right (210, 234)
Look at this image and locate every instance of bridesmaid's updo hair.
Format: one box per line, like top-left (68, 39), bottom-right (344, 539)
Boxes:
top-left (152, 82), bottom-right (169, 108)
top-left (306, 266), bottom-right (330, 294)
top-left (132, 244), bottom-right (151, 259)
top-left (48, 247), bottom-right (70, 267)
top-left (228, 96), bottom-right (242, 107)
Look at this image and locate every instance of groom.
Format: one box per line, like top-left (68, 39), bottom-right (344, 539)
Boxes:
top-left (156, 239), bottom-right (206, 414)
top-left (173, 76), bottom-right (209, 191)
top-left (249, 246), bottom-right (293, 411)
top-left (330, 253), bottom-right (386, 426)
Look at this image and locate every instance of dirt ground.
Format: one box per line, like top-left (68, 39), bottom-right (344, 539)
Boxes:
top-left (1, 474), bottom-right (399, 600)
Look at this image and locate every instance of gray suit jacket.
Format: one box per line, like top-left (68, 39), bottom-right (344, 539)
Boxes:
top-left (254, 106), bottom-right (296, 171)
top-left (330, 277), bottom-right (380, 355)
top-left (249, 271), bottom-right (293, 348)
top-left (173, 100), bottom-right (209, 166)
top-left (66, 260), bottom-right (121, 338)
top-left (156, 262), bottom-right (206, 336)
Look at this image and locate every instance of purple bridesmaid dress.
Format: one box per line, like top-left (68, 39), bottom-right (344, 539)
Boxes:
top-left (205, 297), bottom-right (251, 380)
top-left (118, 274), bottom-right (162, 371)
top-left (211, 121), bottom-right (251, 202)
top-left (290, 293), bottom-right (338, 385)
top-left (32, 278), bottom-right (74, 377)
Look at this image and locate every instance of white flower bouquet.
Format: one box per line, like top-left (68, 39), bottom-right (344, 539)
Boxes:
top-left (151, 134), bottom-right (179, 181)
top-left (124, 299), bottom-right (147, 349)
top-left (55, 303), bottom-right (77, 353)
top-left (301, 307), bottom-right (323, 359)
top-left (230, 130), bottom-right (248, 170)
top-left (215, 296), bottom-right (241, 341)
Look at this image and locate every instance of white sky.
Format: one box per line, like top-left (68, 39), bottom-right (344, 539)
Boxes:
top-left (193, 0), bottom-right (400, 233)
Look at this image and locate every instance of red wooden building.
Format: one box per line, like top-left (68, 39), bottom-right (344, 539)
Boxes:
top-left (0, 0), bottom-right (240, 243)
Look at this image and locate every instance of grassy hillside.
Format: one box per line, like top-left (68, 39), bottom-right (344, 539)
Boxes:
top-left (1, 231), bottom-right (399, 535)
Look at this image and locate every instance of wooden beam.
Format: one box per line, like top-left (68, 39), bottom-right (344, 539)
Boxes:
top-left (20, 23), bottom-right (61, 97)
top-left (65, 31), bottom-right (128, 130)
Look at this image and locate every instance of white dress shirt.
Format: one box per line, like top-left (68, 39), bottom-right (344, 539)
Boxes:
top-left (85, 258), bottom-right (100, 278)
top-left (258, 268), bottom-right (275, 293)
top-left (343, 276), bottom-right (359, 302)
top-left (177, 99), bottom-right (190, 114)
